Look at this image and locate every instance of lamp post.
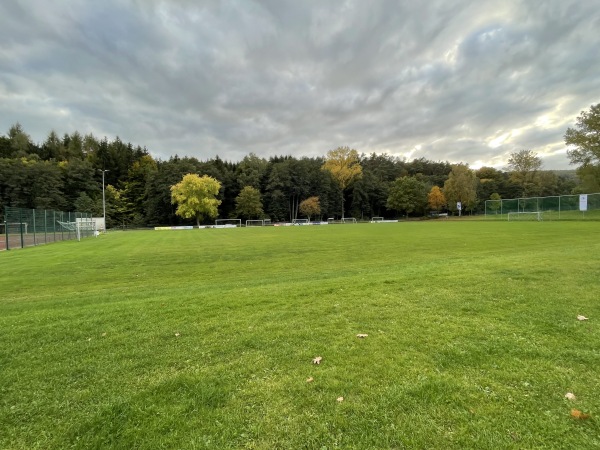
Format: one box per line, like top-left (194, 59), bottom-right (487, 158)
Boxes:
top-left (100, 169), bottom-right (109, 232)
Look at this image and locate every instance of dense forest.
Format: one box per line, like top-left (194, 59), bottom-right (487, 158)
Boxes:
top-left (0, 123), bottom-right (580, 227)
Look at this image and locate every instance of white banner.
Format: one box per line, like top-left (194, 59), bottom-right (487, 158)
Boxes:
top-left (579, 194), bottom-right (588, 211)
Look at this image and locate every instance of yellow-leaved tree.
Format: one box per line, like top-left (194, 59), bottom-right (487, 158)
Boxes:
top-left (443, 164), bottom-right (478, 216)
top-left (299, 196), bottom-right (321, 222)
top-left (170, 174), bottom-right (221, 226)
top-left (321, 146), bottom-right (362, 219)
top-left (427, 186), bottom-right (447, 212)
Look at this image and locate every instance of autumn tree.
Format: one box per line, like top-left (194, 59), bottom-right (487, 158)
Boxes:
top-left (170, 174), bottom-right (221, 226)
top-left (235, 186), bottom-right (263, 219)
top-left (507, 149), bottom-right (542, 197)
top-left (565, 103), bottom-right (600, 192)
top-left (299, 196), bottom-right (321, 221)
top-left (321, 146), bottom-right (362, 219)
top-left (427, 186), bottom-right (446, 212)
top-left (443, 164), bottom-right (478, 216)
top-left (386, 176), bottom-right (428, 218)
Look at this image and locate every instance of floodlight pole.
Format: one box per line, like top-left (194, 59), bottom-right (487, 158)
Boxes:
top-left (100, 169), bottom-right (109, 233)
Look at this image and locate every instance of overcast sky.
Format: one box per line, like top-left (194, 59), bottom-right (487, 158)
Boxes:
top-left (1, 1), bottom-right (599, 170)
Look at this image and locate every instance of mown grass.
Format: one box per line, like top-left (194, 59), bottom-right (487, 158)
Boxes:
top-left (1, 221), bottom-right (599, 449)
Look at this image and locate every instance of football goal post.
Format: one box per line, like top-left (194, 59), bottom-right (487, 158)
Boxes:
top-left (292, 219), bottom-right (309, 225)
top-left (0, 222), bottom-right (28, 234)
top-left (215, 219), bottom-right (242, 228)
top-left (507, 211), bottom-right (543, 221)
top-left (58, 219), bottom-right (97, 241)
top-left (370, 217), bottom-right (384, 223)
top-left (246, 219), bottom-right (264, 227)
top-left (342, 217), bottom-right (357, 224)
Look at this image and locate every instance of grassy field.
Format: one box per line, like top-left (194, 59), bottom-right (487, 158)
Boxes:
top-left (1, 222), bottom-right (599, 449)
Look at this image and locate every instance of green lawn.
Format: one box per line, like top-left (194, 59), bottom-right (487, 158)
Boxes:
top-left (1, 222), bottom-right (599, 449)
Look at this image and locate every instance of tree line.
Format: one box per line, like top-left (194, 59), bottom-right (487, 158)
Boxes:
top-left (1, 102), bottom-right (598, 227)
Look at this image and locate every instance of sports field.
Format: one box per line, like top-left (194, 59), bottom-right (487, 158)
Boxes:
top-left (1, 222), bottom-right (599, 449)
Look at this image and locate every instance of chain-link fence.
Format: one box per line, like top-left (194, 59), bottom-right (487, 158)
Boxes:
top-left (1, 207), bottom-right (95, 250)
top-left (484, 193), bottom-right (600, 220)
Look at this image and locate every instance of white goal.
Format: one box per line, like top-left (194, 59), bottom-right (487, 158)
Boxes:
top-left (57, 219), bottom-right (97, 240)
top-left (0, 222), bottom-right (28, 234)
top-left (370, 217), bottom-right (384, 223)
top-left (292, 219), bottom-right (309, 225)
top-left (507, 211), bottom-right (543, 221)
top-left (246, 219), bottom-right (265, 227)
top-left (342, 217), bottom-right (357, 224)
top-left (215, 219), bottom-right (242, 228)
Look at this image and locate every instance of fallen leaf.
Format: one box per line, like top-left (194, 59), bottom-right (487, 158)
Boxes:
top-left (337, 396), bottom-right (344, 402)
top-left (356, 334), bottom-right (368, 338)
top-left (306, 377), bottom-right (314, 383)
top-left (312, 356), bottom-right (322, 365)
top-left (101, 332), bottom-right (107, 337)
top-left (571, 409), bottom-right (590, 419)
top-left (565, 392), bottom-right (576, 400)
top-left (577, 315), bottom-right (589, 321)
top-left (175, 332), bottom-right (181, 337)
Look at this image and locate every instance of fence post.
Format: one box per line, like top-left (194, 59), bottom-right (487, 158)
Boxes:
top-left (19, 209), bottom-right (24, 248)
top-left (4, 218), bottom-right (8, 251)
top-left (33, 208), bottom-right (37, 246)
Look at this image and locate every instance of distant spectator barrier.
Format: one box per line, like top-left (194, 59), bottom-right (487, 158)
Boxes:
top-left (1, 207), bottom-right (95, 250)
top-left (484, 193), bottom-right (600, 220)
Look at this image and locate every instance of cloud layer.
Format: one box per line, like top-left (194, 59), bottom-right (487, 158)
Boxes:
top-left (1, 0), bottom-right (599, 169)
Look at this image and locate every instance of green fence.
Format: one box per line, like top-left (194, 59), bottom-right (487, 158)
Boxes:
top-left (1, 207), bottom-right (95, 250)
top-left (484, 193), bottom-right (600, 220)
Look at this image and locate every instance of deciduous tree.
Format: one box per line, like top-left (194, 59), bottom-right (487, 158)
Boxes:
top-left (299, 196), bottom-right (321, 221)
top-left (488, 192), bottom-right (502, 214)
top-left (321, 146), bottom-right (362, 218)
top-left (427, 186), bottom-right (446, 212)
top-left (235, 186), bottom-right (263, 219)
top-left (386, 176), bottom-right (428, 217)
top-left (171, 174), bottom-right (221, 226)
top-left (507, 149), bottom-right (542, 196)
top-left (565, 103), bottom-right (600, 192)
top-left (443, 164), bottom-right (478, 215)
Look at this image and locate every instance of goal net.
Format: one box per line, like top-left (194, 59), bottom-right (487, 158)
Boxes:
top-left (370, 217), bottom-right (384, 223)
top-left (246, 219), bottom-right (265, 227)
top-left (507, 211), bottom-right (543, 222)
top-left (57, 220), bottom-right (77, 231)
top-left (292, 219), bottom-right (309, 225)
top-left (342, 217), bottom-right (357, 224)
top-left (57, 218), bottom-right (97, 241)
top-left (215, 219), bottom-right (242, 228)
top-left (58, 219), bottom-right (97, 240)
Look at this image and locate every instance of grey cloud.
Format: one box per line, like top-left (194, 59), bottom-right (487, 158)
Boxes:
top-left (1, 0), bottom-right (599, 170)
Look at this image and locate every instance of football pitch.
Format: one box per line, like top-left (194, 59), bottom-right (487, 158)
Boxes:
top-left (1, 221), bottom-right (599, 449)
